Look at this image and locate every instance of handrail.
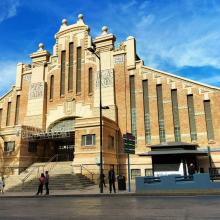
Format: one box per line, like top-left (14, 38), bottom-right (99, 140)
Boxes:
top-left (22, 154), bottom-right (59, 184)
top-left (79, 164), bottom-right (94, 181)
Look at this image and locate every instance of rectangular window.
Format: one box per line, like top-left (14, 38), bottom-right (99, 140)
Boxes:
top-left (108, 135), bottom-right (114, 148)
top-left (131, 169), bottom-right (141, 179)
top-left (6, 102), bottom-right (11, 126)
top-left (50, 75), bottom-right (54, 100)
top-left (4, 141), bottom-right (15, 152)
top-left (142, 80), bottom-right (151, 144)
top-left (28, 142), bottom-right (37, 153)
top-left (14, 95), bottom-right (20, 125)
top-left (130, 76), bottom-right (137, 138)
top-left (81, 134), bottom-right (96, 146)
top-left (204, 100), bottom-right (214, 140)
top-left (145, 169), bottom-right (153, 176)
top-left (60, 50), bottom-right (66, 96)
top-left (68, 42), bottom-right (74, 92)
top-left (76, 47), bottom-right (81, 94)
top-left (187, 95), bottom-right (197, 141)
top-left (0, 109), bottom-right (2, 128)
top-left (88, 68), bottom-right (93, 94)
top-left (156, 84), bottom-right (166, 143)
top-left (171, 89), bottom-right (181, 142)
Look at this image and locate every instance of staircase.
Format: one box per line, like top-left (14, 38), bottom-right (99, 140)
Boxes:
top-left (4, 161), bottom-right (95, 192)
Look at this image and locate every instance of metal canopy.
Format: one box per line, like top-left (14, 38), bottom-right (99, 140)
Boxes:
top-left (150, 142), bottom-right (198, 148)
top-left (139, 149), bottom-right (208, 156)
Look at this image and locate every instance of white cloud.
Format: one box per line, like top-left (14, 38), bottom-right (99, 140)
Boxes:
top-left (0, 61), bottom-right (17, 96)
top-left (0, 0), bottom-right (20, 23)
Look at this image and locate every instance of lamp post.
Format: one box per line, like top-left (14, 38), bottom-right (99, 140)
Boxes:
top-left (87, 46), bottom-right (104, 193)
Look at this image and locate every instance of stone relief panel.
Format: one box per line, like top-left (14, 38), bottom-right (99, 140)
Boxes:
top-left (96, 69), bottom-right (114, 88)
top-left (29, 82), bottom-right (44, 99)
top-left (114, 55), bottom-right (124, 64)
top-left (22, 74), bottom-right (31, 81)
top-left (64, 101), bottom-right (75, 115)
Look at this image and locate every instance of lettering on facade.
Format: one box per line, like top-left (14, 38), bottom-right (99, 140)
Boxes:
top-left (96, 69), bottom-right (114, 88)
top-left (114, 55), bottom-right (124, 64)
top-left (29, 82), bottom-right (44, 99)
top-left (23, 74), bottom-right (31, 81)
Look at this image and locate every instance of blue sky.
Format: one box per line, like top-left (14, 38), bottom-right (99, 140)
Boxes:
top-left (0, 0), bottom-right (220, 96)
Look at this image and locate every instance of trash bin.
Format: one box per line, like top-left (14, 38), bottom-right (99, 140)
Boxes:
top-left (117, 175), bottom-right (126, 190)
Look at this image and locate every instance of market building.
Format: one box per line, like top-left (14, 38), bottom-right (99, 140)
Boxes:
top-left (0, 14), bottom-right (220, 181)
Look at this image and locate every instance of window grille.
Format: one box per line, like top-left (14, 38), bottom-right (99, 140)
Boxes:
top-left (60, 50), bottom-right (66, 96)
top-left (89, 68), bottom-right (93, 94)
top-left (81, 134), bottom-right (96, 146)
top-left (76, 47), bottom-right (81, 94)
top-left (130, 76), bottom-right (137, 139)
top-left (68, 42), bottom-right (74, 91)
top-left (204, 100), bottom-right (214, 140)
top-left (50, 75), bottom-right (54, 100)
top-left (6, 102), bottom-right (11, 126)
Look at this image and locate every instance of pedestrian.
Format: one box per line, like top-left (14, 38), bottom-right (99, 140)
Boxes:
top-left (36, 173), bottom-right (45, 195)
top-left (108, 166), bottom-right (116, 193)
top-left (188, 163), bottom-right (196, 176)
top-left (99, 172), bottom-right (106, 189)
top-left (0, 176), bottom-right (4, 194)
top-left (45, 171), bottom-right (49, 195)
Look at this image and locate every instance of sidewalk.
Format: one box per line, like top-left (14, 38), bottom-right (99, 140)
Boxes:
top-left (0, 184), bottom-right (135, 198)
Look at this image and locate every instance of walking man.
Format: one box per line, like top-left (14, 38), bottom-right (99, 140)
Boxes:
top-left (45, 171), bottom-right (49, 195)
top-left (108, 166), bottom-right (116, 193)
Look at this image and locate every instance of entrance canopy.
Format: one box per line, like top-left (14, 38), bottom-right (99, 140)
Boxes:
top-left (139, 142), bottom-right (208, 156)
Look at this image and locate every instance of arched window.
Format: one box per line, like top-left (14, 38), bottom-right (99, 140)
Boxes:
top-left (50, 75), bottom-right (54, 100)
top-left (88, 68), bottom-right (93, 94)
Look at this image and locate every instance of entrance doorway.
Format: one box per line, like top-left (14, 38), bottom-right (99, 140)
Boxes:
top-left (54, 139), bottom-right (74, 161)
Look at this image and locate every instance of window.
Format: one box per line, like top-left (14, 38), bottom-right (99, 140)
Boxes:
top-left (60, 50), bottom-right (66, 96)
top-left (28, 142), bottom-right (37, 153)
top-left (4, 141), bottom-right (15, 152)
top-left (6, 102), bottom-right (11, 126)
top-left (50, 75), bottom-right (54, 100)
top-left (156, 84), bottom-right (166, 143)
top-left (131, 169), bottom-right (141, 179)
top-left (142, 80), bottom-right (151, 144)
top-left (76, 47), bottom-right (81, 94)
top-left (0, 109), bottom-right (2, 128)
top-left (187, 95), bottom-right (197, 141)
top-left (130, 76), bottom-right (137, 138)
top-left (81, 134), bottom-right (96, 146)
top-left (15, 95), bottom-right (20, 125)
top-left (88, 68), bottom-right (93, 94)
top-left (204, 100), bottom-right (214, 140)
top-left (171, 89), bottom-right (181, 142)
top-left (145, 169), bottom-right (153, 176)
top-left (108, 135), bottom-right (114, 148)
top-left (68, 42), bottom-right (74, 92)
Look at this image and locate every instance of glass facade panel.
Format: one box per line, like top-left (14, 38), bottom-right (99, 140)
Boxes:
top-left (68, 42), bottom-right (74, 91)
top-left (171, 89), bottom-right (181, 142)
top-left (76, 47), bottom-right (81, 94)
top-left (204, 100), bottom-right (214, 140)
top-left (130, 76), bottom-right (137, 139)
top-left (187, 95), bottom-right (197, 141)
top-left (142, 80), bottom-right (151, 144)
top-left (60, 50), bottom-right (66, 96)
top-left (15, 95), bottom-right (20, 125)
top-left (156, 84), bottom-right (166, 143)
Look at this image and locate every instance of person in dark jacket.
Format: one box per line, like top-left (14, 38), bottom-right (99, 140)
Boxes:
top-left (188, 163), bottom-right (196, 176)
top-left (45, 171), bottom-right (49, 195)
top-left (108, 167), bottom-right (116, 193)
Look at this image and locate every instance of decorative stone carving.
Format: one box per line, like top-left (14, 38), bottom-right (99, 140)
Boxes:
top-left (114, 54), bottom-right (124, 64)
top-left (114, 43), bottom-right (126, 51)
top-left (96, 69), bottom-right (114, 88)
top-left (29, 82), bottom-right (44, 99)
top-left (23, 74), bottom-right (31, 81)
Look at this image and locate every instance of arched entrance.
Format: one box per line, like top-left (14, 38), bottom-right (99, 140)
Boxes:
top-left (48, 117), bottom-right (75, 161)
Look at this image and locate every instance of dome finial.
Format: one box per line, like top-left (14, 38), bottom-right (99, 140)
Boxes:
top-left (102, 26), bottom-right (108, 35)
top-left (62, 18), bottom-right (67, 25)
top-left (38, 43), bottom-right (44, 51)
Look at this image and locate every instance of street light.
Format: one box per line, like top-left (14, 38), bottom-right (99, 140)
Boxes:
top-left (87, 45), bottom-right (104, 193)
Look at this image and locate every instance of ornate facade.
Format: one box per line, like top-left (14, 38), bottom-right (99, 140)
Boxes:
top-left (0, 14), bottom-right (220, 180)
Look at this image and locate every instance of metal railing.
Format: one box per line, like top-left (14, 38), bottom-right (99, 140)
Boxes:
top-left (22, 154), bottom-right (59, 185)
top-left (73, 164), bottom-right (95, 181)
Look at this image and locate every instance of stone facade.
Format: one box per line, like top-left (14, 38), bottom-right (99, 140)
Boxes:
top-left (0, 14), bottom-right (220, 180)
